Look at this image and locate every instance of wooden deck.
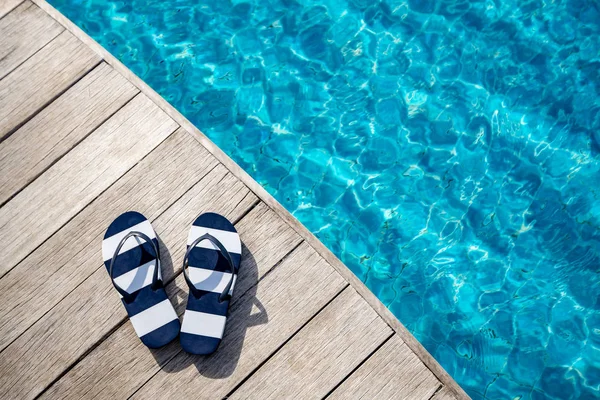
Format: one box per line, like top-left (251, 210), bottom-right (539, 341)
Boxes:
top-left (0, 2), bottom-right (467, 399)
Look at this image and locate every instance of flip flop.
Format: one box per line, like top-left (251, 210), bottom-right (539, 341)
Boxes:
top-left (102, 211), bottom-right (179, 348)
top-left (180, 212), bottom-right (242, 355)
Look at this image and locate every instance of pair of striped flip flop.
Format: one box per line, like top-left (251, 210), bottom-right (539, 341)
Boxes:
top-left (102, 211), bottom-right (241, 354)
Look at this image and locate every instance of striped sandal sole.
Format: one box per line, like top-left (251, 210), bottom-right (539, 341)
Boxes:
top-left (102, 211), bottom-right (179, 348)
top-left (180, 212), bottom-right (242, 355)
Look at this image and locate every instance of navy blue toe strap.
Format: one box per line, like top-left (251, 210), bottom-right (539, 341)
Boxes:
top-left (183, 233), bottom-right (236, 303)
top-left (108, 231), bottom-right (161, 303)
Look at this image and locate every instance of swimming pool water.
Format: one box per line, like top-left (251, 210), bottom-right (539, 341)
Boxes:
top-left (48, 0), bottom-right (600, 398)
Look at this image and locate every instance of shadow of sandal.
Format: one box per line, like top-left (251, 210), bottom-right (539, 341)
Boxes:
top-left (156, 234), bottom-right (176, 282)
top-left (150, 242), bottom-right (267, 377)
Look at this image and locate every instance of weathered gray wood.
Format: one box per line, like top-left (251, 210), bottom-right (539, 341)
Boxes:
top-left (33, 2), bottom-right (468, 398)
top-left (0, 30), bottom-right (99, 139)
top-left (0, 62), bottom-right (138, 205)
top-left (39, 303), bottom-right (183, 400)
top-left (0, 94), bottom-right (177, 278)
top-left (0, 130), bottom-right (217, 351)
top-left (328, 335), bottom-right (442, 400)
top-left (0, 1), bottom-right (63, 80)
top-left (130, 242), bottom-right (346, 400)
top-left (226, 202), bottom-right (304, 297)
top-left (430, 386), bottom-right (457, 400)
top-left (229, 287), bottom-right (393, 399)
top-left (0, 0), bottom-right (23, 19)
top-left (0, 164), bottom-right (260, 400)
top-left (40, 203), bottom-right (312, 400)
top-left (0, 3), bottom-right (468, 397)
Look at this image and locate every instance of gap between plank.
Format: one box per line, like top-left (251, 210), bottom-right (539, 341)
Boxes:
top-left (126, 239), bottom-right (310, 400)
top-left (0, 121), bottom-right (178, 283)
top-left (29, 162), bottom-right (237, 399)
top-left (30, 2), bottom-right (470, 398)
top-left (0, 55), bottom-right (102, 145)
top-left (35, 224), bottom-right (302, 400)
top-left (32, 312), bottom-right (130, 400)
top-left (0, 76), bottom-right (140, 208)
top-left (0, 0), bottom-right (26, 22)
top-left (0, 2), bottom-right (65, 81)
top-left (321, 332), bottom-right (396, 399)
top-left (4, 155), bottom-right (257, 351)
top-left (221, 283), bottom-right (351, 400)
top-left (125, 239), bottom-right (309, 400)
top-left (0, 155), bottom-right (217, 356)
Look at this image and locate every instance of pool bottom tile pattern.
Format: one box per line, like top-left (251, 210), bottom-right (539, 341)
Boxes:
top-left (48, 0), bottom-right (600, 398)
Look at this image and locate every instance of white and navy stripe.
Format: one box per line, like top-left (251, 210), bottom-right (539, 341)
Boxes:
top-left (180, 212), bottom-right (241, 355)
top-left (103, 211), bottom-right (179, 348)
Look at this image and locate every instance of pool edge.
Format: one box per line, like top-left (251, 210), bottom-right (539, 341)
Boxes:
top-left (32, 0), bottom-right (470, 397)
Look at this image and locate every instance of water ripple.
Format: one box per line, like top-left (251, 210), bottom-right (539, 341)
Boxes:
top-left (49, 0), bottom-right (600, 398)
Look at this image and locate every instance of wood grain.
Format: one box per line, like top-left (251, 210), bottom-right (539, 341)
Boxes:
top-left (0, 130), bottom-right (216, 352)
top-left (0, 30), bottom-right (99, 139)
top-left (225, 202), bottom-right (304, 297)
top-left (328, 335), bottom-right (443, 400)
top-left (0, 0), bottom-right (24, 19)
top-left (0, 162), bottom-right (259, 400)
top-left (229, 286), bottom-right (393, 399)
top-left (0, 94), bottom-right (177, 278)
top-left (32, 2), bottom-right (469, 397)
top-left (5, 3), bottom-right (470, 399)
top-left (151, 198), bottom-right (301, 298)
top-left (130, 242), bottom-right (346, 400)
top-left (40, 200), bottom-right (312, 400)
top-left (0, 62), bottom-right (138, 205)
top-left (0, 1), bottom-right (63, 79)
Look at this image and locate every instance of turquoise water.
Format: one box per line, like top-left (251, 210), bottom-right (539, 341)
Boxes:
top-left (49, 0), bottom-right (600, 398)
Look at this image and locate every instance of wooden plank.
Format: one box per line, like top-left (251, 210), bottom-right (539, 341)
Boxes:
top-left (149, 199), bottom-right (301, 294)
top-left (128, 242), bottom-right (346, 400)
top-left (38, 201), bottom-right (300, 400)
top-left (40, 202), bottom-right (310, 400)
top-left (228, 287), bottom-right (393, 399)
top-left (225, 202), bottom-right (304, 298)
top-left (34, 2), bottom-right (469, 398)
top-left (0, 30), bottom-right (99, 139)
top-left (40, 303), bottom-right (183, 400)
top-left (0, 1), bottom-right (63, 80)
top-left (0, 130), bottom-right (217, 351)
top-left (0, 163), bottom-right (260, 400)
top-left (0, 94), bottom-right (177, 278)
top-left (328, 335), bottom-right (442, 400)
top-left (0, 0), bottom-right (23, 19)
top-left (430, 386), bottom-right (457, 400)
top-left (0, 62), bottom-right (138, 205)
